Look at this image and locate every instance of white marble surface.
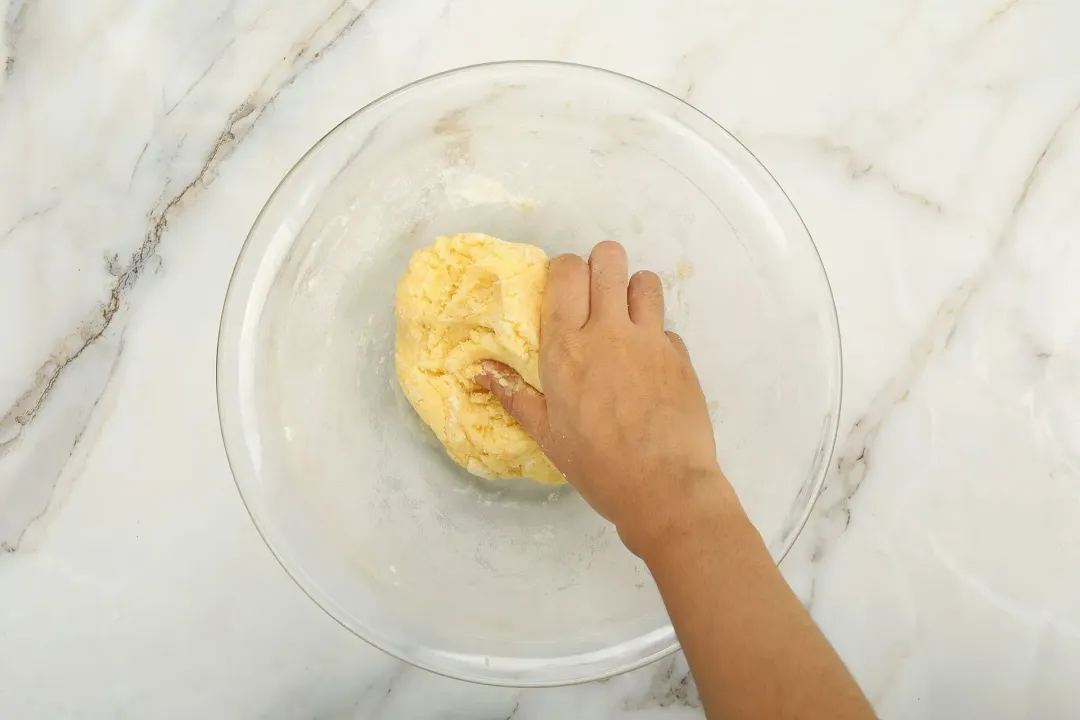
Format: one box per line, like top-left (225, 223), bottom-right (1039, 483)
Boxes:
top-left (2, 0), bottom-right (1080, 717)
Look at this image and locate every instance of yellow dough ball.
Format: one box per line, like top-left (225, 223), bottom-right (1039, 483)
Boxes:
top-left (394, 233), bottom-right (564, 485)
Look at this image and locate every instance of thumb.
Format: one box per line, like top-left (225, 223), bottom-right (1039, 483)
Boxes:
top-left (474, 360), bottom-right (549, 442)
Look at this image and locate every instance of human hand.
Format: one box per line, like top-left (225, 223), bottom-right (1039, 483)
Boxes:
top-left (476, 241), bottom-right (738, 556)
top-left (481, 243), bottom-right (874, 720)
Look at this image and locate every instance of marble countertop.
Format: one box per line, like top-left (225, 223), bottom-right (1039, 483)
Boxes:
top-left (3, 0), bottom-right (1080, 717)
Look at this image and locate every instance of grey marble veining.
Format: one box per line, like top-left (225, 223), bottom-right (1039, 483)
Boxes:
top-left (2, 0), bottom-right (1080, 717)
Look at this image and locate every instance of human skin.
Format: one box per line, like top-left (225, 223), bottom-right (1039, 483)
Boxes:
top-left (476, 241), bottom-right (875, 720)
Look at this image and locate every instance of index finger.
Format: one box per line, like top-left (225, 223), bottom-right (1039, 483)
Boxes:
top-left (542, 254), bottom-right (590, 338)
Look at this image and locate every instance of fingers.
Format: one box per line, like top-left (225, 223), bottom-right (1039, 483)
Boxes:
top-left (628, 270), bottom-right (665, 330)
top-left (543, 254), bottom-right (591, 338)
top-left (474, 361), bottom-right (549, 442)
top-left (588, 241), bottom-right (630, 321)
top-left (666, 331), bottom-right (691, 362)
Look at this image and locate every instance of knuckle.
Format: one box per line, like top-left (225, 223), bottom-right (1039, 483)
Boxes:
top-left (545, 304), bottom-right (567, 326)
top-left (551, 333), bottom-right (584, 362)
top-left (553, 333), bottom-right (577, 355)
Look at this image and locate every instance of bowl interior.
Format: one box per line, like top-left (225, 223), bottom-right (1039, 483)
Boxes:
top-left (218, 62), bottom-right (840, 685)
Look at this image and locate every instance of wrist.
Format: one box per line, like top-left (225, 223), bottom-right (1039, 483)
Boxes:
top-left (617, 465), bottom-right (750, 562)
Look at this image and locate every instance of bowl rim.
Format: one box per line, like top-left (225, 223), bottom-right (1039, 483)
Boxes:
top-left (216, 59), bottom-right (843, 687)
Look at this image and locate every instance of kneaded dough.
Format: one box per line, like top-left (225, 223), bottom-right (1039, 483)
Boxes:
top-left (394, 233), bottom-right (564, 484)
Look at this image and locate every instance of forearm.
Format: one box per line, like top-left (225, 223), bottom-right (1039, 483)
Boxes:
top-left (635, 472), bottom-right (875, 720)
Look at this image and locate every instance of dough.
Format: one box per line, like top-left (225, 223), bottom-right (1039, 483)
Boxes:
top-left (394, 233), bottom-right (564, 485)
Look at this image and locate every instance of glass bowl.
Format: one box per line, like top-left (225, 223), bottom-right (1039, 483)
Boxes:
top-left (217, 61), bottom-right (841, 686)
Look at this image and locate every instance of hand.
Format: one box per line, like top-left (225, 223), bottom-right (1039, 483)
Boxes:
top-left (479, 243), bottom-right (875, 719)
top-left (476, 241), bottom-right (737, 555)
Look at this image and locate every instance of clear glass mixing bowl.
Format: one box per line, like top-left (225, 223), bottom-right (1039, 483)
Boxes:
top-left (217, 62), bottom-right (841, 686)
